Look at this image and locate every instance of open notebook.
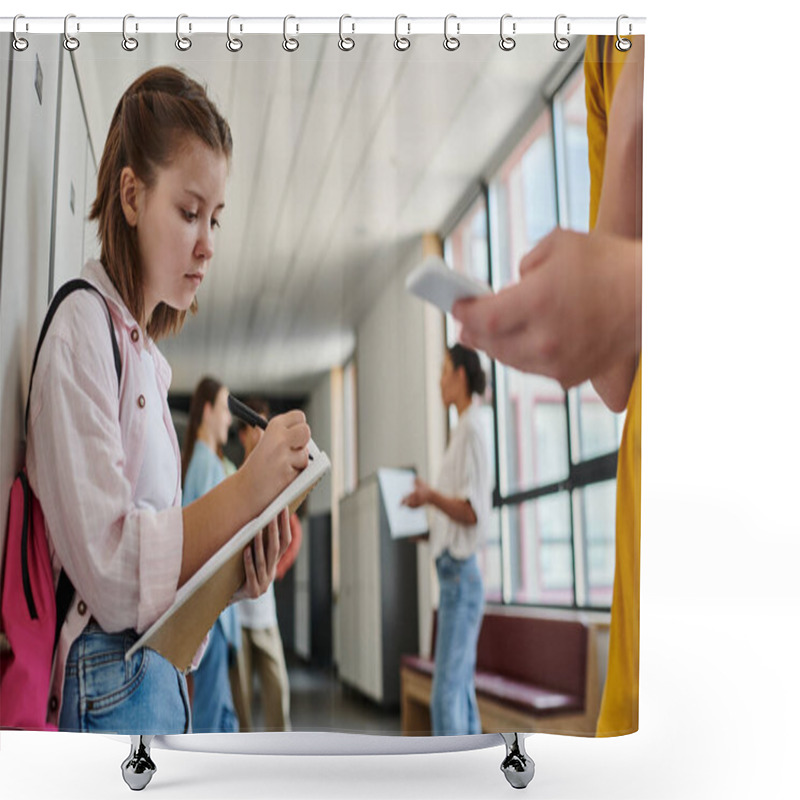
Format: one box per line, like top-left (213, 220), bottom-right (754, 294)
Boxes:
top-left (126, 440), bottom-right (330, 671)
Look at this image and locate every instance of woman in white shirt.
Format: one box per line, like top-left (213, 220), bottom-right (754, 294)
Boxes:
top-left (403, 344), bottom-right (490, 735)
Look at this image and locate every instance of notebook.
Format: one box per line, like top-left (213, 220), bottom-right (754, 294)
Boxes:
top-left (126, 440), bottom-right (330, 671)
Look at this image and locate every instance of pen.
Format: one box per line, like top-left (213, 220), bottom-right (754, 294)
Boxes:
top-left (227, 394), bottom-right (313, 459)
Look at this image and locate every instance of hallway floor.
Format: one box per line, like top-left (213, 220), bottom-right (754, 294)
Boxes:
top-left (248, 652), bottom-right (403, 735)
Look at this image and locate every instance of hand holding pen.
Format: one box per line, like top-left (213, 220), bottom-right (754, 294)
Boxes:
top-left (228, 393), bottom-right (313, 460)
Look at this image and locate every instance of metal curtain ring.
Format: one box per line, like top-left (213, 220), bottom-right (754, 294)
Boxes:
top-left (615, 15), bottom-right (632, 51)
top-left (63, 14), bottom-right (79, 51)
top-left (122, 14), bottom-right (139, 51)
top-left (339, 14), bottom-right (355, 51)
top-left (12, 15), bottom-right (29, 52)
top-left (283, 15), bottom-right (299, 52)
top-left (394, 14), bottom-right (410, 51)
top-left (499, 14), bottom-right (515, 51)
top-left (553, 14), bottom-right (570, 51)
top-left (227, 15), bottom-right (243, 52)
top-left (443, 14), bottom-right (460, 51)
top-left (176, 14), bottom-right (192, 51)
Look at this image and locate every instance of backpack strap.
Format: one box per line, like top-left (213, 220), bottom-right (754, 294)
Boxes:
top-left (25, 278), bottom-right (122, 433)
top-left (22, 278), bottom-right (123, 653)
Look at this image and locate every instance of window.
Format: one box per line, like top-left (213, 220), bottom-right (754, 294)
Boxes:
top-left (443, 59), bottom-right (623, 612)
top-left (444, 196), bottom-right (501, 603)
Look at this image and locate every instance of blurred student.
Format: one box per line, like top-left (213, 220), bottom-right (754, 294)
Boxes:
top-left (27, 66), bottom-right (306, 733)
top-left (453, 36), bottom-right (644, 736)
top-left (183, 377), bottom-right (250, 733)
top-left (403, 345), bottom-right (490, 736)
top-left (236, 398), bottom-right (303, 731)
top-left (181, 376), bottom-right (241, 733)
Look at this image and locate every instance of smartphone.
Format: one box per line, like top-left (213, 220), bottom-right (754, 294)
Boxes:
top-left (405, 255), bottom-right (492, 314)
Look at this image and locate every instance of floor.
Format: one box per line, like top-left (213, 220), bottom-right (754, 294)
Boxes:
top-left (248, 651), bottom-right (403, 735)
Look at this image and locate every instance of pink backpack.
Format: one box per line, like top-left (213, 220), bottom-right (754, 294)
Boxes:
top-left (0, 280), bottom-right (120, 730)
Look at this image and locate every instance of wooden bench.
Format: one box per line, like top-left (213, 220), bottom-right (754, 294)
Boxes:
top-left (400, 610), bottom-right (603, 736)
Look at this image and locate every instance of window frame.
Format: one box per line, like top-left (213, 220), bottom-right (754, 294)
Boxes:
top-left (442, 55), bottom-right (619, 614)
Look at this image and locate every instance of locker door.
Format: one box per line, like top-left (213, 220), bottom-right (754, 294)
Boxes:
top-left (0, 37), bottom-right (62, 578)
top-left (51, 53), bottom-right (90, 293)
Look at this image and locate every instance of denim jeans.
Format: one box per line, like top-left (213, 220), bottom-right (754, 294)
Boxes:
top-left (431, 551), bottom-right (484, 736)
top-left (190, 616), bottom-right (239, 733)
top-left (59, 622), bottom-right (190, 734)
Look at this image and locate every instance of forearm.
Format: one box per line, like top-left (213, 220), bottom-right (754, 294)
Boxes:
top-left (591, 51), bottom-right (643, 410)
top-left (591, 354), bottom-right (640, 413)
top-left (589, 235), bottom-right (641, 411)
top-left (179, 469), bottom-right (259, 586)
top-left (427, 489), bottom-right (477, 526)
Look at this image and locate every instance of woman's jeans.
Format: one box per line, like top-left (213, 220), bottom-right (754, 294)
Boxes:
top-left (190, 615), bottom-right (239, 733)
top-left (431, 551), bottom-right (484, 736)
top-left (59, 622), bottom-right (190, 733)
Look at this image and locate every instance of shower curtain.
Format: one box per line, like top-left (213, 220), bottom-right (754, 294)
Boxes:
top-left (0, 14), bottom-right (643, 791)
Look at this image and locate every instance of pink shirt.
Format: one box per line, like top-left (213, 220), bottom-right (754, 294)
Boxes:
top-left (26, 259), bottom-right (185, 727)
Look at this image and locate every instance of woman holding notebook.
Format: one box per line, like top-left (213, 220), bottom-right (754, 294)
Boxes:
top-left (403, 344), bottom-right (490, 735)
top-left (26, 66), bottom-right (309, 734)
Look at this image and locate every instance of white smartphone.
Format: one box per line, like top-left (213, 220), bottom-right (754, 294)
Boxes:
top-left (405, 255), bottom-right (492, 314)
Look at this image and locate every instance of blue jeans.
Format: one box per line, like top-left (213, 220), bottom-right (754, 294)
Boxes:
top-left (59, 622), bottom-right (190, 733)
top-left (431, 551), bottom-right (484, 736)
top-left (190, 616), bottom-right (239, 733)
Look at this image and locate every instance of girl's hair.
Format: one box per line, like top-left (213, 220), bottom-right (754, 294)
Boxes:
top-left (448, 344), bottom-right (487, 397)
top-left (90, 66), bottom-right (233, 341)
top-left (240, 397), bottom-right (271, 428)
top-left (182, 376), bottom-right (224, 484)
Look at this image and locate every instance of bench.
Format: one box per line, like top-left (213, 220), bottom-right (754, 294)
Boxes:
top-left (400, 610), bottom-right (603, 736)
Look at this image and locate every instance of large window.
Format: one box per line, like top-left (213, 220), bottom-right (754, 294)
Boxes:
top-left (444, 197), bottom-right (502, 603)
top-left (443, 60), bottom-right (623, 611)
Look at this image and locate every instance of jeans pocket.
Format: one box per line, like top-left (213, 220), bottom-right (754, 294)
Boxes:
top-left (81, 641), bottom-right (149, 714)
top-left (436, 552), bottom-right (461, 582)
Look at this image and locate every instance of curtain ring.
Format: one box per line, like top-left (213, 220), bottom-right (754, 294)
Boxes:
top-left (122, 14), bottom-right (139, 51)
top-left (12, 15), bottom-right (29, 52)
top-left (394, 14), bottom-right (410, 51)
top-left (553, 14), bottom-right (570, 51)
top-left (499, 14), bottom-right (516, 51)
top-left (227, 15), bottom-right (243, 52)
top-left (443, 14), bottom-right (460, 51)
top-left (283, 15), bottom-right (299, 52)
top-left (339, 14), bottom-right (355, 51)
top-left (176, 14), bottom-right (192, 51)
top-left (615, 15), bottom-right (632, 51)
top-left (63, 14), bottom-right (80, 51)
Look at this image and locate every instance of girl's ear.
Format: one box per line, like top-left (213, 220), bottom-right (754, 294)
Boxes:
top-left (119, 166), bottom-right (140, 227)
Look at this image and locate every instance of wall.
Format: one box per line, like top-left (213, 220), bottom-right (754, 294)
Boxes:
top-left (353, 243), bottom-right (445, 656)
top-left (355, 244), bottom-right (430, 483)
top-left (304, 370), bottom-right (332, 515)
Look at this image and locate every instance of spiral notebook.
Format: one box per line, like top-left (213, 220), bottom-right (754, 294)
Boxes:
top-left (0, 13), bottom-right (644, 794)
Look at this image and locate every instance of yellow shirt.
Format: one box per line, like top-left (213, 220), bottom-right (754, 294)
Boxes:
top-left (585, 35), bottom-right (642, 737)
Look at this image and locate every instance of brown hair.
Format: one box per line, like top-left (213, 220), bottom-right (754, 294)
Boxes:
top-left (182, 376), bottom-right (224, 484)
top-left (240, 397), bottom-right (271, 428)
top-left (90, 66), bottom-right (233, 341)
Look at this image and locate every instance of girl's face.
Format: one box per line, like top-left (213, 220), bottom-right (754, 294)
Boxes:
top-left (132, 136), bottom-right (228, 322)
top-left (206, 387), bottom-right (232, 449)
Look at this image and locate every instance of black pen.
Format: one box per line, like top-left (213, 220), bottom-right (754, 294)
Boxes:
top-left (227, 394), bottom-right (313, 459)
